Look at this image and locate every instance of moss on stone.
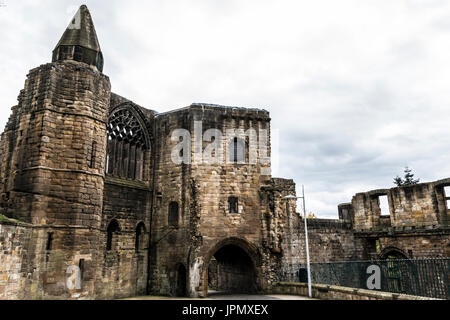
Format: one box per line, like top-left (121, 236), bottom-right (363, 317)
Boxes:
top-left (0, 214), bottom-right (31, 226)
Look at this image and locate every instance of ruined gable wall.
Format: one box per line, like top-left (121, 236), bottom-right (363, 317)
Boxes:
top-left (343, 179), bottom-right (450, 260)
top-left (351, 180), bottom-right (449, 231)
top-left (93, 95), bottom-right (154, 299)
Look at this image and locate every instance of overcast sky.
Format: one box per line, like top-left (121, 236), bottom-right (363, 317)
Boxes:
top-left (1, 0), bottom-right (450, 218)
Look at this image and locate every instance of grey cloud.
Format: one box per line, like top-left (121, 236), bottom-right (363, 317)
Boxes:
top-left (1, 1), bottom-right (449, 218)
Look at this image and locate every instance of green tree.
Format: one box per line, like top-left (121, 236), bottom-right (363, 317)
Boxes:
top-left (394, 166), bottom-right (420, 187)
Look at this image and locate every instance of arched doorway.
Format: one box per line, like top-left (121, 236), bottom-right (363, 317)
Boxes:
top-left (176, 264), bottom-right (187, 297)
top-left (380, 247), bottom-right (409, 293)
top-left (205, 239), bottom-right (258, 296)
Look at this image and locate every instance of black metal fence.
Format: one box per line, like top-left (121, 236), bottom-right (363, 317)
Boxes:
top-left (281, 258), bottom-right (449, 299)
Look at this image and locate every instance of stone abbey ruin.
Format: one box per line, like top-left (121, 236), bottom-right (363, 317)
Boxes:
top-left (0, 6), bottom-right (448, 300)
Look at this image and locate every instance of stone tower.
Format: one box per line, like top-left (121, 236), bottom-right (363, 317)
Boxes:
top-left (0, 5), bottom-right (110, 298)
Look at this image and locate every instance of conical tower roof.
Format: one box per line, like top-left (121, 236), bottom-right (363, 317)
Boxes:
top-left (52, 5), bottom-right (104, 72)
top-left (55, 5), bottom-right (101, 52)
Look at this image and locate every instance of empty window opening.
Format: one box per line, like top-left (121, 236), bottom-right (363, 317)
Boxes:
top-left (444, 186), bottom-right (450, 209)
top-left (90, 141), bottom-right (97, 168)
top-left (379, 195), bottom-right (390, 216)
top-left (79, 259), bottom-right (85, 280)
top-left (168, 202), bottom-right (179, 227)
top-left (368, 238), bottom-right (380, 253)
top-left (105, 154), bottom-right (110, 173)
top-left (46, 232), bottom-right (53, 251)
top-left (229, 137), bottom-right (245, 163)
top-left (341, 208), bottom-right (349, 220)
top-left (106, 220), bottom-right (120, 251)
top-left (228, 197), bottom-right (239, 214)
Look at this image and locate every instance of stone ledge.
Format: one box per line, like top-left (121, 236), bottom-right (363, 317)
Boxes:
top-left (0, 214), bottom-right (32, 227)
top-left (272, 282), bottom-right (440, 300)
top-left (105, 175), bottom-right (151, 191)
top-left (354, 225), bottom-right (450, 236)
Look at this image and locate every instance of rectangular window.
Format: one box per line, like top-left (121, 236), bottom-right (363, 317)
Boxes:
top-left (341, 208), bottom-right (348, 219)
top-left (444, 186), bottom-right (450, 209)
top-left (228, 197), bottom-right (238, 214)
top-left (379, 195), bottom-right (390, 216)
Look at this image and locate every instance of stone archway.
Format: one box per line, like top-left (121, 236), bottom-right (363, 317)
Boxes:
top-left (379, 246), bottom-right (409, 293)
top-left (380, 246), bottom-right (408, 260)
top-left (202, 238), bottom-right (260, 296)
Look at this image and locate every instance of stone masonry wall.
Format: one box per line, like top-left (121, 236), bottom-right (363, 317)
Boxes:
top-left (351, 180), bottom-right (449, 231)
top-left (95, 179), bottom-right (151, 299)
top-left (0, 221), bottom-right (33, 300)
top-left (147, 107), bottom-right (192, 296)
top-left (0, 59), bottom-right (111, 299)
top-left (189, 106), bottom-right (273, 296)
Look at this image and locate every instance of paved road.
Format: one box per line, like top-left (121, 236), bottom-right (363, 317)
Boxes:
top-left (125, 292), bottom-right (316, 300)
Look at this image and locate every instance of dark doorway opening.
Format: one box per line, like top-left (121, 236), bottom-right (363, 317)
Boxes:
top-left (381, 249), bottom-right (408, 294)
top-left (176, 264), bottom-right (187, 297)
top-left (207, 244), bottom-right (256, 295)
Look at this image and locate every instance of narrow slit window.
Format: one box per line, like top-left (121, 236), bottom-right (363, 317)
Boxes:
top-left (90, 141), bottom-right (97, 168)
top-left (46, 232), bottom-right (53, 251)
top-left (79, 259), bottom-right (85, 280)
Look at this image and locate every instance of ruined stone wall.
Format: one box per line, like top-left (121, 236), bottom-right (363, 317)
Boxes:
top-left (280, 217), bottom-right (366, 282)
top-left (186, 106), bottom-right (281, 296)
top-left (0, 61), bottom-right (110, 227)
top-left (354, 229), bottom-right (450, 259)
top-left (94, 179), bottom-right (151, 299)
top-left (148, 108), bottom-right (193, 296)
top-left (90, 94), bottom-right (154, 299)
top-left (377, 233), bottom-right (450, 258)
top-left (147, 104), bottom-right (291, 297)
top-left (0, 60), bottom-right (111, 299)
top-left (0, 221), bottom-right (33, 300)
top-left (351, 180), bottom-right (449, 231)
top-left (189, 106), bottom-right (271, 294)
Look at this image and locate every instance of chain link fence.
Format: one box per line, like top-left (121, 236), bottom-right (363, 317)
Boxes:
top-left (281, 258), bottom-right (449, 299)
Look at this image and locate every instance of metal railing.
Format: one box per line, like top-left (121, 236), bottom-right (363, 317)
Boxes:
top-left (280, 258), bottom-right (449, 299)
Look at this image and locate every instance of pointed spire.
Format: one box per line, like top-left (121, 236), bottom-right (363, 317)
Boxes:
top-left (52, 5), bottom-right (104, 72)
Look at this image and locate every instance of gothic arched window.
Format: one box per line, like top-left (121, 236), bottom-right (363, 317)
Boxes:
top-left (106, 108), bottom-right (148, 180)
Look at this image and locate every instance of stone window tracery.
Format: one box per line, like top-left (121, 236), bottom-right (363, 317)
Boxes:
top-left (106, 108), bottom-right (147, 180)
